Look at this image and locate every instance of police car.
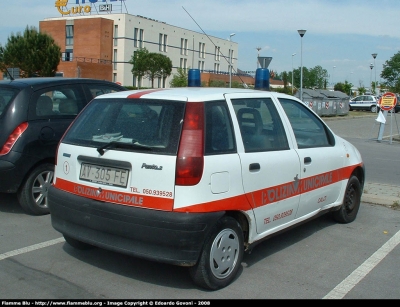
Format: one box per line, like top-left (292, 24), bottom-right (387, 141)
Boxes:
top-left (48, 85), bottom-right (365, 290)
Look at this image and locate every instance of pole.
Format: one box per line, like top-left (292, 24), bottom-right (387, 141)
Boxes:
top-left (372, 53), bottom-right (377, 95)
top-left (292, 53), bottom-right (296, 94)
top-left (229, 33), bottom-right (235, 88)
top-left (297, 30), bottom-right (306, 101)
top-left (256, 47), bottom-right (261, 69)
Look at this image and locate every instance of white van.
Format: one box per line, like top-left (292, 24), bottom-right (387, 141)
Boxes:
top-left (48, 87), bottom-right (365, 290)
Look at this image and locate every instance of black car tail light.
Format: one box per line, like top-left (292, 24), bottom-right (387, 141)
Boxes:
top-left (0, 122), bottom-right (29, 156)
top-left (175, 102), bottom-right (204, 186)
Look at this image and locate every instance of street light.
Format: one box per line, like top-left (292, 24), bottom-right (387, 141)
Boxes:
top-left (256, 47), bottom-right (262, 68)
top-left (370, 63), bottom-right (374, 93)
top-left (372, 53), bottom-right (377, 95)
top-left (291, 53), bottom-right (296, 94)
top-left (229, 33), bottom-right (235, 88)
top-left (332, 66), bottom-right (336, 89)
top-left (297, 29), bottom-right (306, 101)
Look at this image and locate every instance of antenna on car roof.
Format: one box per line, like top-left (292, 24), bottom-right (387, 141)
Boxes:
top-left (182, 6), bottom-right (248, 86)
top-left (5, 68), bottom-right (14, 81)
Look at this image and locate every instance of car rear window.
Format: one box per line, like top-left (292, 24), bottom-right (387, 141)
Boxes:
top-left (62, 98), bottom-right (185, 155)
top-left (0, 88), bottom-right (20, 117)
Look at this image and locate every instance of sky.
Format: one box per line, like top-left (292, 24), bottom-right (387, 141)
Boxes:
top-left (1, 0), bottom-right (400, 88)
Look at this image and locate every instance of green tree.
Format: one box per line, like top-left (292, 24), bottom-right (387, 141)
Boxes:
top-left (285, 65), bottom-right (328, 90)
top-left (0, 26), bottom-right (61, 78)
top-left (129, 48), bottom-right (172, 89)
top-left (146, 53), bottom-right (172, 88)
top-left (129, 48), bottom-right (150, 89)
top-left (380, 51), bottom-right (400, 93)
top-left (170, 67), bottom-right (188, 87)
top-left (334, 82), bottom-right (352, 94)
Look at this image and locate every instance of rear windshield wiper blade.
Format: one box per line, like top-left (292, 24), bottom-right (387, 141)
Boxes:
top-left (97, 141), bottom-right (151, 155)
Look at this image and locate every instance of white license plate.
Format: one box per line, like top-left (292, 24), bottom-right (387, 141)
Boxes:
top-left (79, 163), bottom-right (129, 187)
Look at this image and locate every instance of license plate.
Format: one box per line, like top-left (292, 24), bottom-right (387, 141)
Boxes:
top-left (79, 163), bottom-right (129, 187)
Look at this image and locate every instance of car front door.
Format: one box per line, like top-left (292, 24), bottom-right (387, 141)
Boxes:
top-left (278, 98), bottom-right (345, 217)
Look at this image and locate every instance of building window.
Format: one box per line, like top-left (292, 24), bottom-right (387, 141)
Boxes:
top-left (199, 42), bottom-right (205, 59)
top-left (180, 58), bottom-right (187, 70)
top-left (114, 25), bottom-right (118, 46)
top-left (134, 28), bottom-right (144, 48)
top-left (214, 63), bottom-right (220, 73)
top-left (113, 49), bottom-right (117, 70)
top-left (134, 28), bottom-right (138, 47)
top-left (159, 34), bottom-right (167, 52)
top-left (215, 46), bottom-right (220, 61)
top-left (230, 49), bottom-right (234, 64)
top-left (180, 38), bottom-right (188, 55)
top-left (66, 25), bottom-right (74, 46)
top-left (62, 49), bottom-right (73, 62)
top-left (139, 29), bottom-right (144, 48)
top-left (198, 60), bottom-right (204, 71)
top-left (113, 73), bottom-right (117, 82)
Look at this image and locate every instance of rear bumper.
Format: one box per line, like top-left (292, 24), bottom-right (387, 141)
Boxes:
top-left (48, 186), bottom-right (224, 266)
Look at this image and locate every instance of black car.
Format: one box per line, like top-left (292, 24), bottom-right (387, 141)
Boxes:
top-left (0, 77), bottom-right (126, 215)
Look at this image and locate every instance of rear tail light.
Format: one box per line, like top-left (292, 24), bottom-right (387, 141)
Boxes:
top-left (175, 102), bottom-right (204, 186)
top-left (0, 122), bottom-right (29, 156)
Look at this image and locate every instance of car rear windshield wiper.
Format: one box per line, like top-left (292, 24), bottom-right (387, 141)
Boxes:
top-left (97, 141), bottom-right (151, 155)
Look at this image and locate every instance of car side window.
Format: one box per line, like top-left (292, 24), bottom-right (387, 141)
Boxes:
top-left (87, 84), bottom-right (124, 99)
top-left (31, 85), bottom-right (86, 119)
top-left (232, 98), bottom-right (289, 153)
top-left (204, 101), bottom-right (236, 155)
top-left (279, 98), bottom-right (335, 149)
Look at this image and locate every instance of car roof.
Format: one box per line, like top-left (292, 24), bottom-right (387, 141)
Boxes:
top-left (95, 87), bottom-right (296, 102)
top-left (0, 77), bottom-right (122, 89)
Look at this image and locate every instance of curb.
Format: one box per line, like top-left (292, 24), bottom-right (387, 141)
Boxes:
top-left (362, 182), bottom-right (400, 208)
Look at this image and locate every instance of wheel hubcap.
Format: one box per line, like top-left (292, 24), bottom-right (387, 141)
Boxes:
top-left (32, 170), bottom-right (54, 209)
top-left (209, 228), bottom-right (240, 279)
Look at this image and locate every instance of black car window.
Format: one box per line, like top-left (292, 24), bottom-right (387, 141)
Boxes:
top-left (30, 85), bottom-right (86, 119)
top-left (86, 84), bottom-right (125, 99)
top-left (232, 98), bottom-right (289, 153)
top-left (278, 98), bottom-right (335, 149)
top-left (0, 88), bottom-right (19, 117)
top-left (62, 98), bottom-right (185, 155)
top-left (204, 100), bottom-right (236, 155)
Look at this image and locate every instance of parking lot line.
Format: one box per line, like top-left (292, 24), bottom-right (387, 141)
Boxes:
top-left (0, 237), bottom-right (65, 261)
top-left (323, 229), bottom-right (400, 299)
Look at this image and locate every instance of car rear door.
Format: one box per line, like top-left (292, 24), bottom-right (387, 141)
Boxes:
top-left (225, 93), bottom-right (302, 236)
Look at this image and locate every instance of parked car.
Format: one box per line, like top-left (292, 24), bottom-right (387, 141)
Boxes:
top-left (0, 77), bottom-right (126, 215)
top-left (349, 95), bottom-right (379, 112)
top-left (48, 87), bottom-right (365, 290)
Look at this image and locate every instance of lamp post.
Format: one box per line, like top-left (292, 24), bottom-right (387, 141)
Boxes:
top-left (229, 33), bottom-right (235, 88)
top-left (291, 53), bottom-right (296, 94)
top-left (332, 66), bottom-right (336, 89)
top-left (350, 71), bottom-right (353, 96)
top-left (297, 29), bottom-right (306, 101)
top-left (256, 47), bottom-right (261, 68)
top-left (370, 63), bottom-right (374, 93)
top-left (372, 53), bottom-right (377, 95)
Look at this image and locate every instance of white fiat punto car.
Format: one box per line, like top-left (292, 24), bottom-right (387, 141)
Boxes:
top-left (48, 87), bottom-right (365, 290)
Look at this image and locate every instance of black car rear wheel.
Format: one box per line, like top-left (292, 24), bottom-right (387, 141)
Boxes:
top-left (17, 163), bottom-right (54, 215)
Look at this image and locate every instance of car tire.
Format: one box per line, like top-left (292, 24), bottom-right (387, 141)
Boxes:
top-left (17, 163), bottom-right (54, 215)
top-left (332, 176), bottom-right (361, 224)
top-left (189, 216), bottom-right (244, 290)
top-left (371, 105), bottom-right (377, 113)
top-left (63, 235), bottom-right (94, 250)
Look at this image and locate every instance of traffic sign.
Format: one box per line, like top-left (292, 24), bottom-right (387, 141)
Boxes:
top-left (379, 92), bottom-right (397, 111)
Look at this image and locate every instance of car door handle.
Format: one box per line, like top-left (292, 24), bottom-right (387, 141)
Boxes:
top-left (249, 163), bottom-right (260, 171)
top-left (304, 157), bottom-right (311, 164)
